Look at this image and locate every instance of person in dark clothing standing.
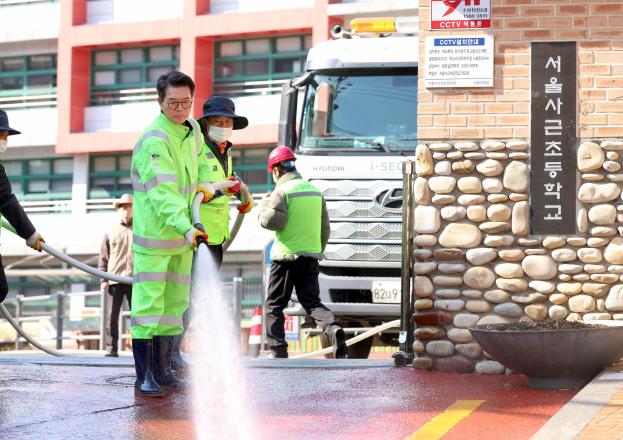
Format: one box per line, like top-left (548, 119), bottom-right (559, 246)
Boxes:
top-left (98, 193), bottom-right (134, 357)
top-left (0, 110), bottom-right (45, 304)
top-left (258, 146), bottom-right (347, 359)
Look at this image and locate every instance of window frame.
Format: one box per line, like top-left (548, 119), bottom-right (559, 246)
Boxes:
top-left (88, 153), bottom-right (132, 199)
top-left (0, 53), bottom-right (57, 97)
top-left (3, 157), bottom-right (73, 201)
top-left (231, 146), bottom-right (273, 193)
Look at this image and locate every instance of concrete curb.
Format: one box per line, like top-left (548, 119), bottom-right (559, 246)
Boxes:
top-left (531, 366), bottom-right (623, 440)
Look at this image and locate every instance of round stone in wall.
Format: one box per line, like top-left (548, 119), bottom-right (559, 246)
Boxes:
top-left (577, 208), bottom-right (588, 233)
top-left (567, 237), bottom-right (587, 247)
top-left (477, 315), bottom-right (513, 326)
top-left (603, 161), bottom-right (622, 173)
top-left (549, 305), bottom-right (569, 321)
top-left (577, 141), bottom-right (605, 172)
top-left (432, 152), bottom-right (446, 160)
top-left (582, 283), bottom-right (609, 297)
top-left (481, 140), bottom-right (505, 152)
top-left (453, 313), bottom-right (480, 328)
top-left (568, 295), bottom-right (596, 313)
top-left (429, 142), bottom-right (452, 152)
top-left (415, 144), bottom-right (433, 176)
top-left (494, 263), bottom-right (524, 278)
top-left (426, 340), bottom-right (455, 357)
top-left (457, 177), bottom-right (482, 194)
top-left (434, 160), bottom-right (452, 176)
top-left (552, 248), bottom-right (577, 262)
top-left (557, 283), bottom-right (582, 295)
top-left (455, 141), bottom-right (479, 152)
top-left (604, 237), bottom-right (623, 264)
top-left (448, 328), bottom-right (473, 343)
top-left (463, 267), bottom-right (495, 289)
top-left (493, 303), bottom-right (523, 318)
top-left (447, 151), bottom-right (463, 160)
top-left (429, 176), bottom-right (456, 194)
top-left (439, 223), bottom-right (483, 248)
top-left (414, 177), bottom-right (431, 205)
top-left (456, 343), bottom-right (483, 359)
top-left (441, 206), bottom-right (467, 221)
top-left (483, 289), bottom-right (510, 303)
top-left (495, 278), bottom-right (528, 292)
top-left (414, 206), bottom-right (441, 234)
top-left (476, 159), bottom-right (504, 177)
top-left (529, 280), bottom-right (556, 293)
top-left (462, 289), bottom-right (483, 299)
top-left (488, 205), bottom-right (511, 222)
top-left (438, 263), bottom-right (466, 274)
top-left (484, 235), bottom-right (514, 247)
top-left (466, 248), bottom-right (497, 265)
top-left (482, 178), bottom-right (503, 193)
top-left (512, 201), bottom-right (529, 235)
top-left (452, 160), bottom-right (475, 174)
top-left (605, 285), bottom-right (623, 311)
top-left (467, 205), bottom-right (487, 222)
top-left (434, 299), bottom-right (465, 311)
top-left (458, 194), bottom-right (486, 205)
top-left (578, 183), bottom-right (621, 203)
top-left (588, 204), bottom-right (617, 225)
top-left (415, 276), bottom-right (434, 297)
top-left (414, 235), bottom-right (437, 247)
top-left (498, 249), bottom-right (524, 262)
top-left (488, 194), bottom-right (509, 203)
top-left (414, 262), bottom-right (437, 275)
top-left (511, 292), bottom-right (547, 304)
top-left (506, 140), bottom-right (528, 151)
top-left (550, 293), bottom-right (568, 304)
top-left (432, 195), bottom-right (456, 205)
top-left (479, 222), bottom-right (511, 233)
top-left (414, 299), bottom-right (434, 310)
top-left (466, 300), bottom-right (491, 313)
top-left (503, 161), bottom-right (529, 192)
top-left (522, 255), bottom-right (558, 280)
top-left (602, 140), bottom-right (623, 150)
top-left (543, 237), bottom-right (566, 249)
top-left (577, 248), bottom-right (603, 263)
top-left (525, 304), bottom-right (548, 321)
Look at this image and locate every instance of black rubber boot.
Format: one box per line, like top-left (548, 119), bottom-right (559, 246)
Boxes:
top-left (153, 336), bottom-right (185, 388)
top-left (170, 335), bottom-right (189, 372)
top-left (132, 339), bottom-right (163, 397)
top-left (105, 345), bottom-right (118, 357)
top-left (330, 327), bottom-right (348, 359)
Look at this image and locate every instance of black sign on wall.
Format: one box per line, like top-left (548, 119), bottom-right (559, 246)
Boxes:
top-left (530, 41), bottom-right (577, 235)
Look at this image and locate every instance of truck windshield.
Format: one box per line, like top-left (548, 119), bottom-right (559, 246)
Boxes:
top-left (299, 70), bottom-right (417, 151)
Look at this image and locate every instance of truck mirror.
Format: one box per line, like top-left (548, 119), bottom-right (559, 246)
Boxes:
top-left (312, 82), bottom-right (332, 137)
top-left (278, 82), bottom-right (298, 148)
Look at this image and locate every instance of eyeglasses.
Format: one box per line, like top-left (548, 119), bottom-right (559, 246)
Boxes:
top-left (165, 100), bottom-right (193, 110)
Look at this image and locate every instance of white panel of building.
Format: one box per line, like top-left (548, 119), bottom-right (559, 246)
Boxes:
top-left (0, 2), bottom-right (60, 43)
top-left (84, 102), bottom-right (157, 133)
top-left (210, 0), bottom-right (314, 14)
top-left (6, 108), bottom-right (58, 148)
top-left (232, 94), bottom-right (281, 126)
top-left (86, 0), bottom-right (183, 24)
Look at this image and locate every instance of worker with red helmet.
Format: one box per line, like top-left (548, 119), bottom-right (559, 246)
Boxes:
top-left (259, 146), bottom-right (347, 359)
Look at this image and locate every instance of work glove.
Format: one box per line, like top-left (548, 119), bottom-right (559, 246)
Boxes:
top-left (197, 182), bottom-right (216, 202)
top-left (184, 225), bottom-right (209, 249)
top-left (238, 197), bottom-right (254, 214)
top-left (223, 176), bottom-right (242, 196)
top-left (25, 231), bottom-right (45, 252)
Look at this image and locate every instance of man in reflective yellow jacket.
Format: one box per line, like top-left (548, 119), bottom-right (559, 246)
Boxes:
top-left (130, 70), bottom-right (213, 397)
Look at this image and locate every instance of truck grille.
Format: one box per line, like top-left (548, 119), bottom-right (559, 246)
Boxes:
top-left (327, 200), bottom-right (399, 219)
top-left (313, 180), bottom-right (395, 198)
top-left (324, 243), bottom-right (401, 262)
top-left (330, 222), bottom-right (402, 240)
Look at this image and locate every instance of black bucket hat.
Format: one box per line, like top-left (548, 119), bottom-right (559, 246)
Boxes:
top-left (199, 96), bottom-right (248, 130)
top-left (0, 109), bottom-right (20, 136)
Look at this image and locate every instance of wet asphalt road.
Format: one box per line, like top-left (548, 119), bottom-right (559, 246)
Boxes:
top-left (0, 356), bottom-right (575, 440)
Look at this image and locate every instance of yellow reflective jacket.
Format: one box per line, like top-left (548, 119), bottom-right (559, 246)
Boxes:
top-left (131, 113), bottom-right (212, 255)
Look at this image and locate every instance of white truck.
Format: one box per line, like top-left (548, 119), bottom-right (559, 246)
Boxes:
top-left (278, 17), bottom-right (418, 358)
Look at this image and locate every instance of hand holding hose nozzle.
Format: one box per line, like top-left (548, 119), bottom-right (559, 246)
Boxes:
top-left (26, 231), bottom-right (45, 252)
top-left (185, 224), bottom-right (209, 249)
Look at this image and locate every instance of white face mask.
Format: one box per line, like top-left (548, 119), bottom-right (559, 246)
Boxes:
top-left (0, 140), bottom-right (7, 154)
top-left (208, 125), bottom-right (233, 144)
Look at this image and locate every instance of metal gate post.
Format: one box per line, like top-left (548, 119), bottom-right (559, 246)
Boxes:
top-left (232, 277), bottom-right (243, 346)
top-left (393, 160), bottom-right (416, 367)
top-left (99, 287), bottom-right (108, 351)
top-left (14, 295), bottom-right (22, 350)
top-left (56, 291), bottom-right (65, 350)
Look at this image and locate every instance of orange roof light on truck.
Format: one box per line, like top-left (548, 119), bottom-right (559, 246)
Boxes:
top-left (349, 17), bottom-right (418, 35)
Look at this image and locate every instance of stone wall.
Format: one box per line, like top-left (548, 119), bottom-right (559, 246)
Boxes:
top-left (412, 138), bottom-right (623, 374)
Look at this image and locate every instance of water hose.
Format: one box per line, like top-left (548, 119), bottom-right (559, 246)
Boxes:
top-left (290, 319), bottom-right (400, 359)
top-left (0, 302), bottom-right (64, 356)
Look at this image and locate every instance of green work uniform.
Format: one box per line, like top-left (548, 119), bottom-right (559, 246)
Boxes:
top-left (199, 139), bottom-right (234, 246)
top-left (272, 177), bottom-right (323, 257)
top-left (130, 113), bottom-right (212, 339)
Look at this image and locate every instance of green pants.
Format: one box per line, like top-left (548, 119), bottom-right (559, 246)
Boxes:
top-left (131, 251), bottom-right (193, 339)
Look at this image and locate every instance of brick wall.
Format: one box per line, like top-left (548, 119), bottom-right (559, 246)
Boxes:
top-left (418, 0), bottom-right (623, 140)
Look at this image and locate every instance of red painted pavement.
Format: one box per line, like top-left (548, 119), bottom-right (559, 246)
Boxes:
top-left (0, 362), bottom-right (576, 440)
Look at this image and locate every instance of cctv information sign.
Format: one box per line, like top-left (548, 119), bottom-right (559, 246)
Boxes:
top-left (425, 35), bottom-right (494, 88)
top-left (431, 0), bottom-right (492, 30)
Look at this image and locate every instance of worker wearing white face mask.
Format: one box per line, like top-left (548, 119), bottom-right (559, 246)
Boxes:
top-left (169, 96), bottom-right (253, 372)
top-left (0, 109), bottom-right (45, 303)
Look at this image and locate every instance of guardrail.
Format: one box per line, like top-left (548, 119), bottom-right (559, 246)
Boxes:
top-left (0, 93), bottom-right (57, 110)
top-left (213, 79), bottom-right (288, 97)
top-left (89, 87), bottom-right (158, 106)
top-left (0, 278), bottom-right (248, 352)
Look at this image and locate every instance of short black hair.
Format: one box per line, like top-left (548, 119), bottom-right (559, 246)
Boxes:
top-left (156, 70), bottom-right (195, 101)
top-left (274, 160), bottom-right (296, 176)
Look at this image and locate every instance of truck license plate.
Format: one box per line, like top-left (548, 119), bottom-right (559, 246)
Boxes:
top-left (371, 281), bottom-right (401, 304)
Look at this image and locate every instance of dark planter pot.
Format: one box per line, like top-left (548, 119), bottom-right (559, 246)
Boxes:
top-left (470, 323), bottom-right (623, 389)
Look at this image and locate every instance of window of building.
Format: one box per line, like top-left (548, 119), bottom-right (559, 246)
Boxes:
top-left (3, 157), bottom-right (73, 201)
top-left (0, 53), bottom-right (57, 106)
top-left (90, 45), bottom-right (179, 105)
top-left (214, 35), bottom-right (311, 97)
top-left (89, 154), bottom-right (132, 199)
top-left (231, 147), bottom-right (273, 193)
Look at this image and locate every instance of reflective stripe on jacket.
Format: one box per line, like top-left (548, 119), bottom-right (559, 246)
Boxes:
top-left (131, 113), bottom-right (212, 255)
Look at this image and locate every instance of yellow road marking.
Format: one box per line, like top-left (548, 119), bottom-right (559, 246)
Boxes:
top-left (405, 399), bottom-right (486, 440)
